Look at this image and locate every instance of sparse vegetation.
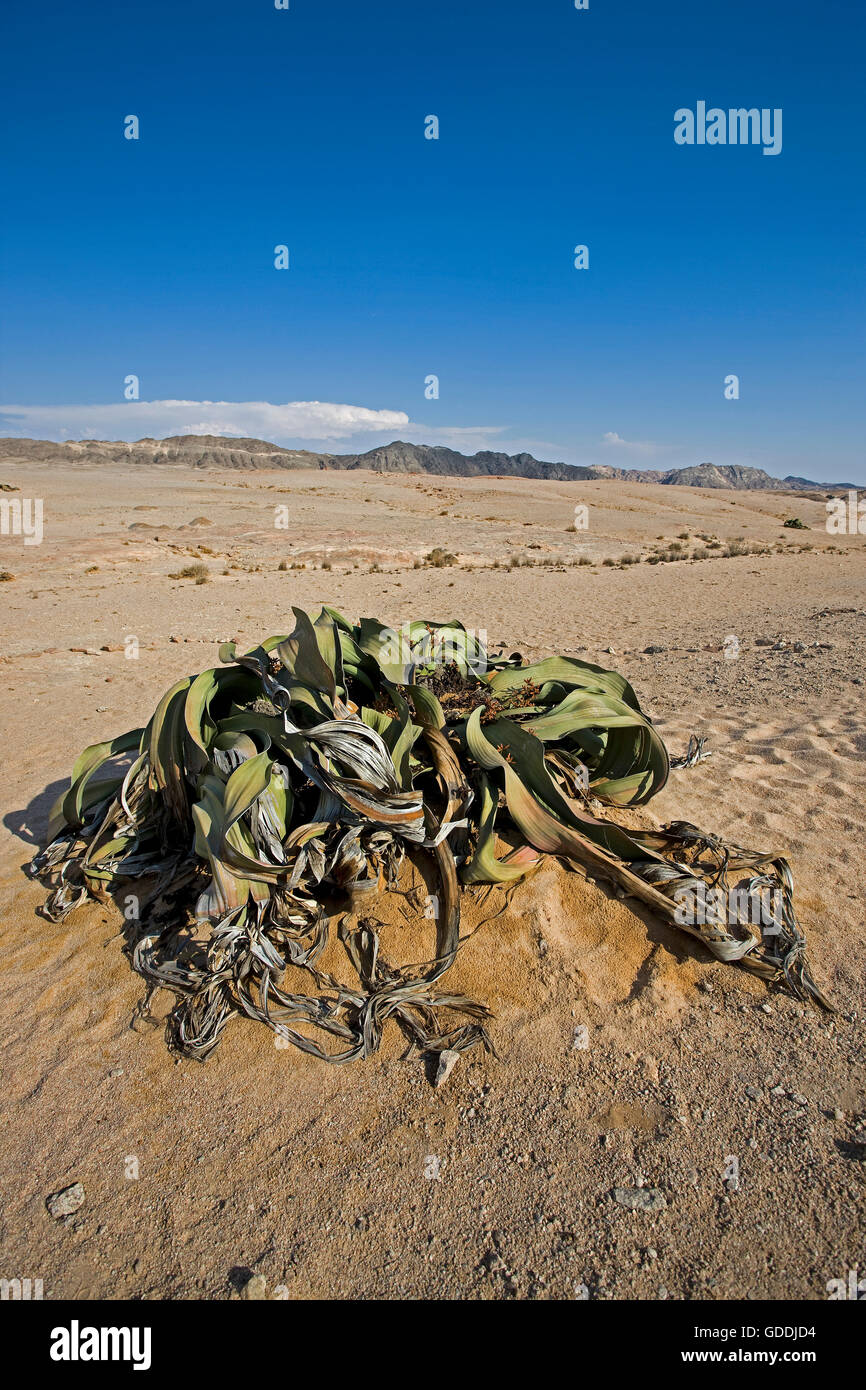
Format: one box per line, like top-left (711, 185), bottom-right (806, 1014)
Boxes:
top-left (426, 548), bottom-right (456, 568)
top-left (169, 562), bottom-right (209, 583)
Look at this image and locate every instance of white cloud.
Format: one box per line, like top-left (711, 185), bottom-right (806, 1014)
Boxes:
top-left (0, 399), bottom-right (411, 443)
top-left (402, 423), bottom-right (509, 450)
top-left (601, 431), bottom-right (661, 456)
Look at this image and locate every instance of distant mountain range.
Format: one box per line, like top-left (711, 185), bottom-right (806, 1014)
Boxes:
top-left (0, 435), bottom-right (858, 492)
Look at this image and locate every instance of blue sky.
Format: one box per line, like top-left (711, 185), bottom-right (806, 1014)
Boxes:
top-left (1, 0), bottom-right (863, 481)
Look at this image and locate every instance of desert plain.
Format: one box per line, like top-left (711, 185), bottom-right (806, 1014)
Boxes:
top-left (0, 460), bottom-right (864, 1300)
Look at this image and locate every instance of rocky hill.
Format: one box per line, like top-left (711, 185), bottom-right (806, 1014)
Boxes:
top-left (0, 435), bottom-right (857, 490)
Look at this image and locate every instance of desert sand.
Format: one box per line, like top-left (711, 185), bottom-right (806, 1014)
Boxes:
top-left (0, 462), bottom-right (863, 1300)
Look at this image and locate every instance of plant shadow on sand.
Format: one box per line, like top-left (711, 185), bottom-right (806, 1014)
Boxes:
top-left (4, 777), bottom-right (69, 848)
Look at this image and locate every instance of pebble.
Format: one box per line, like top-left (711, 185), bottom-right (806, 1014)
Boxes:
top-left (241, 1274), bottom-right (268, 1301)
top-left (434, 1049), bottom-right (461, 1088)
top-left (613, 1187), bottom-right (667, 1213)
top-left (46, 1182), bottom-right (85, 1219)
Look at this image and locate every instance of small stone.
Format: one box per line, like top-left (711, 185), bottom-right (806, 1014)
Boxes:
top-left (745, 1086), bottom-right (761, 1101)
top-left (760, 1003), bottom-right (773, 1014)
top-left (241, 1274), bottom-right (267, 1301)
top-left (644, 645), bottom-right (666, 655)
top-left (169, 635), bottom-right (180, 643)
top-left (833, 1108), bottom-right (845, 1122)
top-left (770, 1085), bottom-right (786, 1098)
top-left (434, 1049), bottom-right (461, 1088)
top-left (613, 1187), bottom-right (666, 1213)
top-left (46, 1182), bottom-right (85, 1219)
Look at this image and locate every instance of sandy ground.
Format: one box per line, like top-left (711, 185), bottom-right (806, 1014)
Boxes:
top-left (0, 463), bottom-right (863, 1301)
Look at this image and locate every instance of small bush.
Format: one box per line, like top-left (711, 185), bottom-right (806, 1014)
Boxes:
top-left (426, 548), bottom-right (456, 568)
top-left (170, 562), bottom-right (209, 583)
top-left (724, 539), bottom-right (748, 557)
